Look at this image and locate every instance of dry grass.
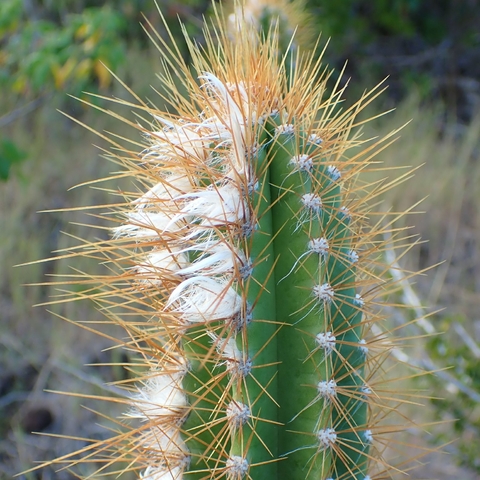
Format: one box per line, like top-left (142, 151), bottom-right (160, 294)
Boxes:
top-left (1, 43), bottom-right (480, 479)
top-left (360, 95), bottom-right (480, 480)
top-left (0, 48), bottom-right (165, 480)
top-left (365, 96), bottom-right (480, 318)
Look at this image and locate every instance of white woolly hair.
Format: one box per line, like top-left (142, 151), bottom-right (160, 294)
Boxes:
top-left (200, 73), bottom-right (249, 178)
top-left (135, 249), bottom-right (189, 282)
top-left (217, 336), bottom-right (243, 362)
top-left (116, 71), bottom-right (256, 480)
top-left (141, 464), bottom-right (184, 480)
top-left (112, 210), bottom-right (183, 239)
top-left (137, 425), bottom-right (188, 480)
top-left (176, 242), bottom-right (247, 277)
top-left (133, 174), bottom-right (195, 208)
top-left (167, 276), bottom-right (242, 323)
top-left (166, 183), bottom-right (248, 231)
top-left (130, 372), bottom-right (187, 419)
top-left (138, 425), bottom-right (185, 457)
top-left (149, 120), bottom-right (219, 163)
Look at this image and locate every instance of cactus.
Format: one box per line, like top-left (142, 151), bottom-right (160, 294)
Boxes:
top-left (31, 2), bottom-right (429, 480)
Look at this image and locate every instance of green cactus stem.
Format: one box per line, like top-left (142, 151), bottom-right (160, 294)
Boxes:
top-left (29, 2), bottom-right (429, 480)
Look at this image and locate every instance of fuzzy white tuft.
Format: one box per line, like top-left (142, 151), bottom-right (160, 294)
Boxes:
top-left (354, 293), bottom-right (365, 307)
top-left (317, 379), bottom-right (337, 400)
top-left (226, 400), bottom-right (251, 429)
top-left (200, 73), bottom-right (251, 178)
top-left (316, 332), bottom-right (336, 355)
top-left (131, 372), bottom-right (187, 419)
top-left (301, 193), bottom-right (322, 212)
top-left (176, 243), bottom-right (247, 278)
top-left (134, 174), bottom-right (195, 208)
top-left (135, 249), bottom-right (189, 283)
top-left (326, 165), bottom-right (341, 182)
top-left (361, 385), bottom-right (372, 396)
top-left (348, 249), bottom-right (359, 264)
top-left (275, 123), bottom-right (295, 136)
top-left (289, 154), bottom-right (313, 172)
top-left (226, 455), bottom-right (249, 478)
top-left (214, 336), bottom-right (253, 378)
top-left (317, 428), bottom-right (337, 450)
top-left (313, 283), bottom-right (335, 303)
top-left (167, 277), bottom-right (242, 323)
top-left (307, 133), bottom-right (323, 145)
top-left (168, 183), bottom-right (247, 231)
top-left (141, 465), bottom-right (184, 480)
top-left (308, 237), bottom-right (329, 257)
top-left (359, 339), bottom-right (368, 355)
top-left (113, 211), bottom-right (182, 239)
top-left (339, 206), bottom-right (350, 219)
top-left (363, 430), bottom-right (373, 444)
top-left (149, 120), bottom-right (223, 163)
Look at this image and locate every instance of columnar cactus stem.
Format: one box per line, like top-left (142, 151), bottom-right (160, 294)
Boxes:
top-left (30, 2), bottom-right (430, 480)
top-left (267, 118), bottom-right (333, 478)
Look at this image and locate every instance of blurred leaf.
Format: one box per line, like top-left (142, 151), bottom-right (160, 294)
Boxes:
top-left (0, 0), bottom-right (22, 36)
top-left (93, 59), bottom-right (111, 89)
top-left (0, 139), bottom-right (27, 180)
top-left (1, 4), bottom-right (129, 97)
top-left (74, 58), bottom-right (93, 81)
top-left (51, 57), bottom-right (77, 89)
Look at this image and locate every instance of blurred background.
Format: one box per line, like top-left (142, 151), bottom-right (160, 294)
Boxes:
top-left (1, 0), bottom-right (480, 478)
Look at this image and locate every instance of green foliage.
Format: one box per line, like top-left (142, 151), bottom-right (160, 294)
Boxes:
top-left (311, 0), bottom-right (461, 44)
top-left (307, 0), bottom-right (480, 108)
top-left (0, 0), bottom-right (128, 96)
top-left (0, 138), bottom-right (27, 180)
top-left (2, 0), bottom-right (479, 111)
top-left (425, 317), bottom-right (480, 473)
top-left (0, 0), bottom-right (210, 102)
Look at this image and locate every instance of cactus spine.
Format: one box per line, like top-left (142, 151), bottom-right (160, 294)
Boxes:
top-left (34, 3), bottom-right (425, 480)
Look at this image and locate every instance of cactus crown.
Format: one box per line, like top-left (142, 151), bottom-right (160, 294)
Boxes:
top-left (28, 2), bottom-right (430, 479)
